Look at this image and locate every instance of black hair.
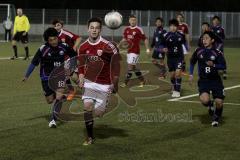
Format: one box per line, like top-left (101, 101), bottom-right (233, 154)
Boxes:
top-left (43, 27), bottom-right (58, 41)
top-left (155, 17), bottom-right (164, 23)
top-left (169, 19), bottom-right (179, 27)
top-left (52, 19), bottom-right (64, 26)
top-left (129, 14), bottom-right (137, 19)
top-left (176, 12), bottom-right (184, 18)
top-left (87, 17), bottom-right (102, 28)
top-left (202, 22), bottom-right (210, 27)
top-left (212, 15), bottom-right (221, 22)
top-left (202, 31), bottom-right (216, 40)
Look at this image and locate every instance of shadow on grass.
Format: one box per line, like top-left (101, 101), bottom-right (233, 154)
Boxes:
top-left (86, 124), bottom-right (129, 139)
top-left (193, 113), bottom-right (226, 126)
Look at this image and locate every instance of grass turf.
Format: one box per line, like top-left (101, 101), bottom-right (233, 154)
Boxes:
top-left (0, 41), bottom-right (240, 160)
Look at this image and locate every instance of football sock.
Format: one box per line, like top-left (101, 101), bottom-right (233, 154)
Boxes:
top-left (50, 99), bottom-right (62, 121)
top-left (13, 45), bottom-right (18, 57)
top-left (124, 70), bottom-right (133, 84)
top-left (84, 110), bottom-right (94, 138)
top-left (175, 78), bottom-right (182, 92)
top-left (171, 77), bottom-right (176, 90)
top-left (135, 70), bottom-right (144, 82)
top-left (24, 46), bottom-right (29, 57)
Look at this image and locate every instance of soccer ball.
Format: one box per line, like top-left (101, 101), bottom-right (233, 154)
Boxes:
top-left (104, 11), bottom-right (123, 29)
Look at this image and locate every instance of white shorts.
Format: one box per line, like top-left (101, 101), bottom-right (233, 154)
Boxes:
top-left (82, 80), bottom-right (111, 111)
top-left (127, 53), bottom-right (139, 65)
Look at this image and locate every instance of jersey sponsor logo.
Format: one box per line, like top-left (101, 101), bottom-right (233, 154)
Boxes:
top-left (59, 50), bottom-right (64, 55)
top-left (97, 50), bottom-right (103, 56)
top-left (210, 55), bottom-right (216, 60)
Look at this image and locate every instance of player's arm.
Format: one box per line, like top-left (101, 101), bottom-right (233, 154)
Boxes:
top-left (23, 16), bottom-right (30, 36)
top-left (77, 49), bottom-right (86, 88)
top-left (184, 25), bottom-right (191, 50)
top-left (13, 17), bottom-right (17, 35)
top-left (110, 45), bottom-right (121, 93)
top-left (213, 51), bottom-right (226, 70)
top-left (22, 49), bottom-right (41, 81)
top-left (73, 37), bottom-right (81, 51)
top-left (144, 38), bottom-right (150, 54)
top-left (189, 49), bottom-right (198, 84)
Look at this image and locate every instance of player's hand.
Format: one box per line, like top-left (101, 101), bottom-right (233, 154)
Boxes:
top-left (146, 48), bottom-right (151, 54)
top-left (22, 32), bottom-right (27, 36)
top-left (22, 77), bottom-right (28, 82)
top-left (188, 75), bottom-right (193, 86)
top-left (73, 45), bottom-right (78, 52)
top-left (206, 61), bottom-right (214, 66)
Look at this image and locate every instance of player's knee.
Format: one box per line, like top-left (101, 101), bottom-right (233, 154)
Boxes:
top-left (200, 95), bottom-right (210, 105)
top-left (215, 99), bottom-right (223, 108)
top-left (175, 70), bottom-right (182, 78)
top-left (84, 101), bottom-right (94, 111)
top-left (46, 96), bottom-right (54, 104)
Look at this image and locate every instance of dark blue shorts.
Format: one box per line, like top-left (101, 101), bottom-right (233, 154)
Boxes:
top-left (41, 80), bottom-right (55, 97)
top-left (198, 79), bottom-right (225, 99)
top-left (152, 50), bottom-right (165, 60)
top-left (167, 57), bottom-right (183, 72)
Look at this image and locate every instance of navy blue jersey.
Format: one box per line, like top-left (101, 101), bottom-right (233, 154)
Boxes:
top-left (163, 31), bottom-right (186, 58)
top-left (151, 27), bottom-right (167, 51)
top-left (190, 47), bottom-right (226, 80)
top-left (31, 42), bottom-right (77, 80)
top-left (210, 25), bottom-right (225, 40)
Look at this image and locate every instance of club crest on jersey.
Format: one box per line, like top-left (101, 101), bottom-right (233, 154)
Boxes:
top-left (200, 54), bottom-right (203, 59)
top-left (86, 50), bottom-right (90, 54)
top-left (210, 55), bottom-right (216, 60)
top-left (97, 50), bottom-right (103, 56)
top-left (48, 52), bottom-right (51, 56)
top-left (178, 38), bottom-right (182, 41)
top-left (59, 50), bottom-right (64, 55)
top-left (133, 31), bottom-right (136, 35)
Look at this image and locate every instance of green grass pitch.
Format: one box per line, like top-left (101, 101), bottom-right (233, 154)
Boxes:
top-left (0, 41), bottom-right (240, 160)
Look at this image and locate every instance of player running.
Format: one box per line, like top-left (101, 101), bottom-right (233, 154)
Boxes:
top-left (151, 17), bottom-right (167, 79)
top-left (176, 13), bottom-right (191, 75)
top-left (210, 16), bottom-right (227, 80)
top-left (120, 15), bottom-right (150, 88)
top-left (11, 8), bottom-right (30, 60)
top-left (52, 19), bottom-right (82, 100)
top-left (78, 17), bottom-right (121, 145)
top-left (189, 31), bottom-right (226, 127)
top-left (163, 19), bottom-right (187, 98)
top-left (22, 27), bottom-right (77, 128)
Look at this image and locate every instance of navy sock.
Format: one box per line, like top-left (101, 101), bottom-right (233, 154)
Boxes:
top-left (171, 77), bottom-right (176, 90)
top-left (175, 78), bottom-right (182, 92)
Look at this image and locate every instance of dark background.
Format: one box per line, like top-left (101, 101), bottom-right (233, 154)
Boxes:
top-left (0, 0), bottom-right (239, 11)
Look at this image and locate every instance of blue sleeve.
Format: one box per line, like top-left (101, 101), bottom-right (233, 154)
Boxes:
top-left (189, 63), bottom-right (194, 75)
top-left (25, 63), bottom-right (36, 78)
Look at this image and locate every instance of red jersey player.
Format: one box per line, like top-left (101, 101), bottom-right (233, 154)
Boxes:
top-left (52, 19), bottom-right (81, 51)
top-left (78, 17), bottom-right (120, 145)
top-left (176, 13), bottom-right (191, 74)
top-left (52, 19), bottom-right (81, 100)
top-left (119, 15), bottom-right (150, 88)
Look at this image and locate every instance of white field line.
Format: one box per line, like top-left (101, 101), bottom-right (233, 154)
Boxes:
top-left (168, 84), bottom-right (240, 102)
top-left (176, 100), bottom-right (240, 106)
top-left (0, 56), bottom-right (33, 60)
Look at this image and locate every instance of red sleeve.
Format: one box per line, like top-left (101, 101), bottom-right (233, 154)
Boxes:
top-left (77, 47), bottom-right (86, 75)
top-left (123, 27), bottom-right (128, 39)
top-left (138, 27), bottom-right (146, 40)
top-left (184, 24), bottom-right (189, 34)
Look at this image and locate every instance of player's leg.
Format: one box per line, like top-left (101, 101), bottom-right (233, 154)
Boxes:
top-left (21, 33), bottom-right (29, 60)
top-left (211, 84), bottom-right (225, 127)
top-left (159, 54), bottom-right (167, 79)
top-left (134, 65), bottom-right (145, 87)
top-left (11, 33), bottom-right (19, 59)
top-left (174, 68), bottom-right (182, 97)
top-left (121, 63), bottom-right (134, 87)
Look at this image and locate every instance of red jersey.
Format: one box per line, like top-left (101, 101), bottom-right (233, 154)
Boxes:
top-left (58, 29), bottom-right (79, 48)
top-left (123, 26), bottom-right (146, 54)
top-left (78, 36), bottom-right (120, 85)
top-left (178, 23), bottom-right (189, 35)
